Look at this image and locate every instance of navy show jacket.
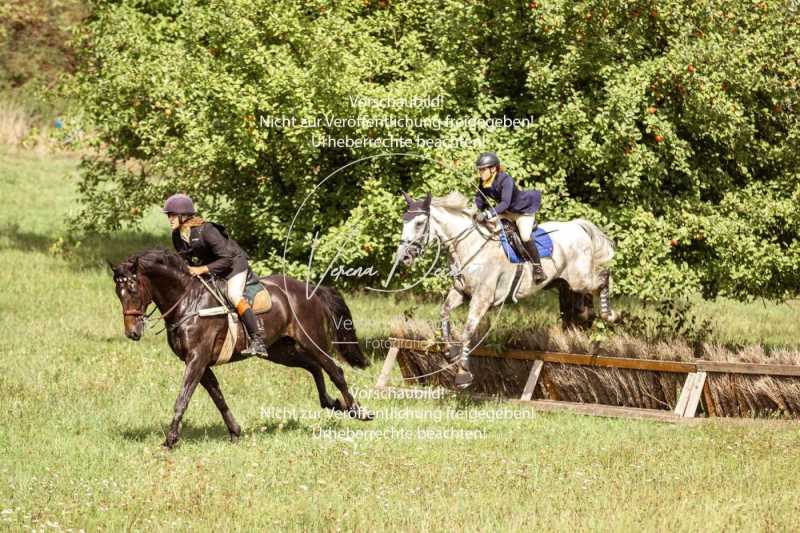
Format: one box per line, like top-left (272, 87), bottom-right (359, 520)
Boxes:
top-left (475, 172), bottom-right (541, 216)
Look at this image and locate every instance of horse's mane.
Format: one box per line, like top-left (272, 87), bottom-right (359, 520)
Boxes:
top-left (122, 247), bottom-right (189, 275)
top-left (431, 191), bottom-right (475, 215)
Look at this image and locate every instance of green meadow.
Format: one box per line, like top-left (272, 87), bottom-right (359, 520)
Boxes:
top-left (1, 148), bottom-right (799, 531)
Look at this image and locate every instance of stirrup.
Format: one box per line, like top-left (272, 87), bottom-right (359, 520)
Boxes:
top-left (531, 262), bottom-right (546, 282)
top-left (242, 336), bottom-right (269, 359)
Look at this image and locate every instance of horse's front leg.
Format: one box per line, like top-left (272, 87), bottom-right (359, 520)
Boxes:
top-left (164, 355), bottom-right (207, 449)
top-left (453, 290), bottom-right (493, 389)
top-left (200, 368), bottom-right (241, 443)
top-left (441, 287), bottom-right (464, 361)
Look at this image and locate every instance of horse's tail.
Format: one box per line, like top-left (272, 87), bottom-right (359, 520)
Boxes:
top-left (574, 219), bottom-right (616, 268)
top-left (316, 285), bottom-right (370, 368)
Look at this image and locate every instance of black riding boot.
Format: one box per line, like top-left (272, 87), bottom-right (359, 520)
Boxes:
top-left (522, 239), bottom-right (547, 283)
top-left (239, 307), bottom-right (269, 358)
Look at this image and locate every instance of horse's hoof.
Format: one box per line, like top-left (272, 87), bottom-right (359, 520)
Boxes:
top-left (454, 369), bottom-right (474, 389)
top-left (229, 433), bottom-right (240, 444)
top-left (601, 310), bottom-right (618, 323)
top-left (331, 398), bottom-right (346, 411)
top-left (446, 342), bottom-right (462, 363)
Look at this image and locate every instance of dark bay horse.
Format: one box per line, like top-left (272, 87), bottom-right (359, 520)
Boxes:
top-left (109, 248), bottom-right (372, 449)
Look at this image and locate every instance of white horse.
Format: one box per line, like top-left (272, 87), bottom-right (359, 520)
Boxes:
top-left (394, 191), bottom-right (617, 388)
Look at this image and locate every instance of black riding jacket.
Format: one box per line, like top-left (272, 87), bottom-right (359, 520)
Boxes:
top-left (172, 222), bottom-right (248, 280)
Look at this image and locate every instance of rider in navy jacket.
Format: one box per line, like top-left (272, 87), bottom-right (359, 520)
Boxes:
top-left (474, 172), bottom-right (541, 217)
top-left (474, 152), bottom-right (546, 282)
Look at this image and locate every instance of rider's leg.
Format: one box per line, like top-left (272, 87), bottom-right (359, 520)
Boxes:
top-left (517, 214), bottom-right (546, 282)
top-left (228, 271), bottom-right (269, 358)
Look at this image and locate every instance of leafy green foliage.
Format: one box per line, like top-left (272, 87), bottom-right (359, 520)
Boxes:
top-left (611, 299), bottom-right (715, 352)
top-left (70, 0), bottom-right (800, 301)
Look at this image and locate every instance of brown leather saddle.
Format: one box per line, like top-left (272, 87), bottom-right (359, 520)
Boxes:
top-left (499, 218), bottom-right (530, 261)
top-left (249, 282), bottom-right (272, 314)
top-left (211, 273), bottom-right (272, 314)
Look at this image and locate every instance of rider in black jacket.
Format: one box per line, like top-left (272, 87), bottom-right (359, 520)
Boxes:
top-left (162, 193), bottom-right (269, 358)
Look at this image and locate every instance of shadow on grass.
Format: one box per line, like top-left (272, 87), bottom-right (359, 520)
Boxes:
top-left (120, 421), bottom-right (233, 444)
top-left (0, 222), bottom-right (171, 269)
top-left (119, 417), bottom-right (322, 444)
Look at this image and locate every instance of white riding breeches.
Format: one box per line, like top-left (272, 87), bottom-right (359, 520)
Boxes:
top-left (500, 212), bottom-right (536, 242)
top-left (227, 270), bottom-right (247, 306)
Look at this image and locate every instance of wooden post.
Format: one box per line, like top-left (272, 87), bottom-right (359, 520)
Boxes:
top-left (376, 346), bottom-right (399, 388)
top-left (674, 373), bottom-right (694, 416)
top-left (520, 360), bottom-right (544, 401)
top-left (675, 372), bottom-right (707, 418)
top-left (684, 371), bottom-right (707, 418)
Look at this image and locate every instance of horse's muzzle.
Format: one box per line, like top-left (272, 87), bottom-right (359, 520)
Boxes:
top-left (124, 318), bottom-right (144, 341)
top-left (396, 243), bottom-right (419, 267)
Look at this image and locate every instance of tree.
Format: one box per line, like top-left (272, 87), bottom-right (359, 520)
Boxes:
top-left (71, 0), bottom-right (800, 301)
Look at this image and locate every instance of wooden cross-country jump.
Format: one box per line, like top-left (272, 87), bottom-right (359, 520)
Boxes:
top-left (375, 337), bottom-right (800, 423)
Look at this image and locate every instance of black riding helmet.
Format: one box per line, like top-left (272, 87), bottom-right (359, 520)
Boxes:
top-left (475, 151), bottom-right (500, 169)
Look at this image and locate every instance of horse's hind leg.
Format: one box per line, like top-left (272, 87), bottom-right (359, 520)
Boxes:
top-left (269, 338), bottom-right (342, 411)
top-left (557, 281), bottom-right (576, 329)
top-left (306, 362), bottom-right (345, 411)
top-left (301, 339), bottom-right (372, 420)
top-left (576, 292), bottom-right (595, 327)
top-left (599, 269), bottom-right (617, 322)
top-left (200, 368), bottom-right (241, 443)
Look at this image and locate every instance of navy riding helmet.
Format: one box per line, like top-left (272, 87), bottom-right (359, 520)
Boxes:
top-left (475, 152), bottom-right (500, 169)
top-left (162, 194), bottom-right (196, 215)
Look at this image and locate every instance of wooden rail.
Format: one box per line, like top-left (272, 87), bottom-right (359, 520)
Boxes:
top-left (377, 337), bottom-right (800, 421)
top-left (386, 337), bottom-right (800, 377)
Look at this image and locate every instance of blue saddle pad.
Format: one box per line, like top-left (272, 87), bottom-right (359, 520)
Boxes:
top-left (499, 226), bottom-right (553, 264)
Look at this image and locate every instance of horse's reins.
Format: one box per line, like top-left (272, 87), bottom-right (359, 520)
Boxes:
top-left (404, 205), bottom-right (500, 277)
top-left (124, 273), bottom-right (200, 334)
top-left (195, 274), bottom-right (232, 309)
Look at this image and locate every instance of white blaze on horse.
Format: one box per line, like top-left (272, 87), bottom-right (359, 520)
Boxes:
top-left (394, 191), bottom-right (617, 388)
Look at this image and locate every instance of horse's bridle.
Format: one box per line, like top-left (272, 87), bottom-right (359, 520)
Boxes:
top-left (120, 273), bottom-right (153, 319)
top-left (401, 205), bottom-right (502, 280)
top-left (400, 208), bottom-right (433, 257)
top-left (405, 203), bottom-right (501, 243)
top-left (120, 272), bottom-right (195, 332)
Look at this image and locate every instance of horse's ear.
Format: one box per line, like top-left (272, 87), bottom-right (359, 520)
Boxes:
top-left (402, 191), bottom-right (413, 207)
top-left (423, 192), bottom-right (431, 209)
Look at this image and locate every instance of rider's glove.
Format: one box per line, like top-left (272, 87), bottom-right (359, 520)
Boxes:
top-left (476, 209), bottom-right (494, 223)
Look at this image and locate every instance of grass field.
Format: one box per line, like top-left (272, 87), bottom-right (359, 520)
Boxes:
top-left (2, 147), bottom-right (800, 531)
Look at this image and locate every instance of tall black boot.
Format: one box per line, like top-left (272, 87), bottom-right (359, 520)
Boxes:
top-left (522, 239), bottom-right (547, 283)
top-left (239, 307), bottom-right (269, 358)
